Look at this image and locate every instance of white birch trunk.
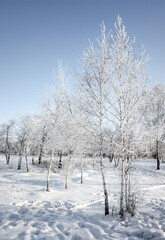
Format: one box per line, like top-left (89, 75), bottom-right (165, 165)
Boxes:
top-left (65, 154), bottom-right (71, 189)
top-left (46, 148), bottom-right (54, 192)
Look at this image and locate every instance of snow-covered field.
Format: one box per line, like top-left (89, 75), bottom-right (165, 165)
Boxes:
top-left (0, 156), bottom-right (165, 240)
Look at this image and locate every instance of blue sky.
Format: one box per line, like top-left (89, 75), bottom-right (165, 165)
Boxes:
top-left (0, 0), bottom-right (164, 122)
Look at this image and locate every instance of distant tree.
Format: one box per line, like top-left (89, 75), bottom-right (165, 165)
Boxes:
top-left (141, 84), bottom-right (165, 169)
top-left (43, 61), bottom-right (75, 191)
top-left (38, 122), bottom-right (50, 165)
top-left (16, 115), bottom-right (39, 171)
top-left (0, 120), bottom-right (15, 164)
top-left (16, 126), bottom-right (27, 170)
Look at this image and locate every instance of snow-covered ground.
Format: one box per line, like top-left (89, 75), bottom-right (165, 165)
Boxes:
top-left (0, 156), bottom-right (165, 240)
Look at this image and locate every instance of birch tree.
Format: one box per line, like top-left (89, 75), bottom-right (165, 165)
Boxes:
top-left (108, 16), bottom-right (149, 216)
top-left (16, 123), bottom-right (28, 170)
top-left (77, 22), bottom-right (111, 215)
top-left (43, 61), bottom-right (73, 190)
top-left (76, 16), bottom-right (149, 217)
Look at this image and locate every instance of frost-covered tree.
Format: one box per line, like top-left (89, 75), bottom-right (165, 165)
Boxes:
top-left (37, 121), bottom-right (51, 165)
top-left (76, 22), bottom-right (112, 215)
top-left (0, 120), bottom-right (15, 164)
top-left (15, 115), bottom-right (39, 171)
top-left (27, 115), bottom-right (41, 164)
top-left (141, 84), bottom-right (165, 169)
top-left (75, 16), bottom-right (149, 217)
top-left (16, 119), bottom-right (28, 170)
top-left (43, 61), bottom-right (75, 190)
top-left (108, 16), bottom-right (149, 216)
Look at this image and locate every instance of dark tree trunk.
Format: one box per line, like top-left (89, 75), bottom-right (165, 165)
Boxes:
top-left (6, 153), bottom-right (10, 165)
top-left (156, 140), bottom-right (160, 170)
top-left (38, 146), bottom-right (43, 164)
top-left (108, 154), bottom-right (114, 162)
top-left (46, 181), bottom-right (51, 192)
top-left (58, 151), bottom-right (62, 169)
top-left (18, 153), bottom-right (22, 170)
top-left (38, 153), bottom-right (42, 164)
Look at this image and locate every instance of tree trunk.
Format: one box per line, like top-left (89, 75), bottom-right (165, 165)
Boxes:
top-left (100, 150), bottom-right (109, 216)
top-left (65, 162), bottom-right (69, 189)
top-left (25, 148), bottom-right (29, 172)
top-left (65, 154), bottom-right (72, 189)
top-left (125, 172), bottom-right (128, 211)
top-left (156, 140), bottom-right (160, 170)
top-left (114, 157), bottom-right (119, 167)
top-left (18, 153), bottom-right (22, 170)
top-left (58, 151), bottom-right (62, 169)
top-left (25, 156), bottom-right (29, 172)
top-left (38, 151), bottom-right (42, 164)
top-left (65, 169), bottom-right (68, 189)
top-left (46, 149), bottom-right (54, 192)
top-left (119, 158), bottom-right (125, 217)
top-left (6, 153), bottom-right (10, 165)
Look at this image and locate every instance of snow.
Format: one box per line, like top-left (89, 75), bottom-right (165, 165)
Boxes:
top-left (0, 156), bottom-right (165, 240)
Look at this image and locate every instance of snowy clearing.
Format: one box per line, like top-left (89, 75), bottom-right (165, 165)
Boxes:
top-left (0, 157), bottom-right (165, 240)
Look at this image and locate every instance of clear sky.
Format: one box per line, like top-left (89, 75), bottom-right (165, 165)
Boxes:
top-left (0, 0), bottom-right (164, 123)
